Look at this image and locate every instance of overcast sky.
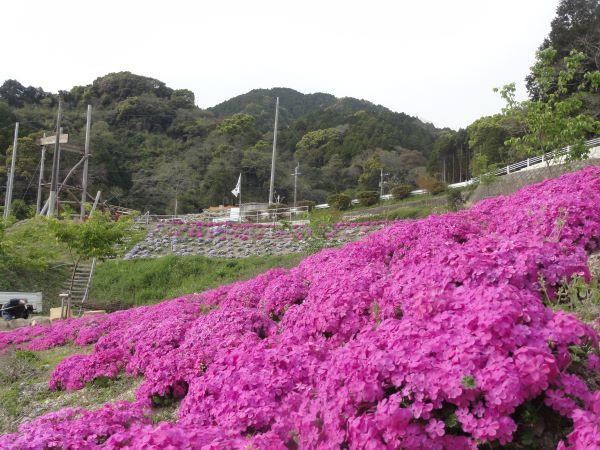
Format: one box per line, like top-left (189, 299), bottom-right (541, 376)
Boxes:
top-left (2, 0), bottom-right (559, 130)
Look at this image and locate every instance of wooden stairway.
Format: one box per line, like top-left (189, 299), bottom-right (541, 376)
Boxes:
top-left (62, 259), bottom-right (97, 314)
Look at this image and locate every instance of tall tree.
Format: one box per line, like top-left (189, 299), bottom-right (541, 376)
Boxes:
top-left (499, 48), bottom-right (600, 161)
top-left (527, 0), bottom-right (600, 106)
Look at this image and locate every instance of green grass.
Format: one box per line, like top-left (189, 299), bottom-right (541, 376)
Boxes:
top-left (347, 205), bottom-right (440, 222)
top-left (546, 275), bottom-right (600, 324)
top-left (307, 208), bottom-right (342, 225)
top-left (89, 253), bottom-right (307, 310)
top-left (345, 192), bottom-right (438, 212)
top-left (5, 217), bottom-right (71, 263)
top-left (0, 345), bottom-right (144, 435)
top-left (1, 217), bottom-right (148, 311)
top-left (1, 218), bottom-right (72, 307)
top-left (0, 388), bottom-right (18, 418)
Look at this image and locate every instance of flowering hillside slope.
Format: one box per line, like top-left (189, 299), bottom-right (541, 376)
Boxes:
top-left (2, 168), bottom-right (600, 449)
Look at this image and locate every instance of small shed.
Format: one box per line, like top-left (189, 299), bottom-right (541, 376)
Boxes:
top-left (0, 292), bottom-right (43, 312)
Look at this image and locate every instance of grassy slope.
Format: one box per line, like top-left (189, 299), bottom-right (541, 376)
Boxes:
top-left (1, 217), bottom-right (149, 311)
top-left (0, 345), bottom-right (146, 434)
top-left (89, 253), bottom-right (307, 310)
top-left (1, 218), bottom-right (71, 308)
top-left (347, 205), bottom-right (442, 222)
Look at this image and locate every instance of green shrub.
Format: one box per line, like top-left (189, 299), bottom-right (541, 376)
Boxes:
top-left (447, 188), bottom-right (465, 211)
top-left (327, 194), bottom-right (352, 210)
top-left (59, 203), bottom-right (77, 218)
top-left (417, 174), bottom-right (447, 195)
top-left (357, 191), bottom-right (379, 206)
top-left (269, 203), bottom-right (287, 210)
top-left (10, 200), bottom-right (33, 221)
top-left (296, 200), bottom-right (316, 211)
top-left (390, 184), bottom-right (412, 200)
top-left (342, 188), bottom-right (357, 199)
top-left (479, 172), bottom-right (498, 185)
top-left (278, 220), bottom-right (293, 231)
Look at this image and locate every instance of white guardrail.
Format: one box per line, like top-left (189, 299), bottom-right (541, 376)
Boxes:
top-left (448, 136), bottom-right (600, 189)
top-left (485, 137), bottom-right (600, 177)
top-left (324, 136), bottom-right (600, 208)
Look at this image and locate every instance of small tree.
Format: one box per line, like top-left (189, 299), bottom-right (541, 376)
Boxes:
top-left (358, 155), bottom-right (382, 190)
top-left (50, 212), bottom-right (132, 295)
top-left (417, 174), bottom-right (447, 195)
top-left (497, 48), bottom-right (600, 165)
top-left (296, 200), bottom-right (316, 211)
top-left (390, 184), bottom-right (412, 200)
top-left (327, 194), bottom-right (352, 211)
top-left (470, 153), bottom-right (490, 177)
top-left (357, 190), bottom-right (379, 206)
top-left (10, 200), bottom-right (33, 221)
top-left (447, 189), bottom-right (465, 211)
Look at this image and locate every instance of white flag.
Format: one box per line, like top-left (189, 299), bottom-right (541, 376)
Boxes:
top-left (231, 173), bottom-right (241, 197)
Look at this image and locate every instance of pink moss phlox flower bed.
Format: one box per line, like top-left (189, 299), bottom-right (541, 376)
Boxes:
top-left (2, 168), bottom-right (600, 448)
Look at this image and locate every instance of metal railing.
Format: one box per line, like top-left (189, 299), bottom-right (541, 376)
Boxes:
top-left (208, 206), bottom-right (310, 223)
top-left (134, 207), bottom-right (310, 224)
top-left (243, 206), bottom-right (309, 223)
top-left (466, 137), bottom-right (600, 184)
top-left (133, 212), bottom-right (205, 224)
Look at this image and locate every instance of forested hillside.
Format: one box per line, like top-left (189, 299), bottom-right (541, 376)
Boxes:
top-left (0, 79), bottom-right (440, 214)
top-left (1, 0), bottom-right (598, 215)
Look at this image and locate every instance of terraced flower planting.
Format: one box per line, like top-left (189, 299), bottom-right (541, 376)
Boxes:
top-left (2, 167), bottom-right (600, 448)
top-left (125, 220), bottom-right (390, 259)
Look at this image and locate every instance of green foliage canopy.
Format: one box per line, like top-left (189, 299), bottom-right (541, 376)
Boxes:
top-left (49, 213), bottom-right (132, 267)
top-left (498, 48), bottom-right (600, 161)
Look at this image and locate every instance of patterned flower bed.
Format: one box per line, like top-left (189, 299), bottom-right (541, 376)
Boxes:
top-left (2, 168), bottom-right (600, 448)
top-left (125, 220), bottom-right (390, 259)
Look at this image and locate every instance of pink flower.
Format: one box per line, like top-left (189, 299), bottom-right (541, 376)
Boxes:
top-left (426, 419), bottom-right (445, 437)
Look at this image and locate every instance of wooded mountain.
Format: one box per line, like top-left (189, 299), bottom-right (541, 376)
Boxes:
top-left (0, 76), bottom-right (442, 213)
top-left (1, 1), bottom-right (597, 215)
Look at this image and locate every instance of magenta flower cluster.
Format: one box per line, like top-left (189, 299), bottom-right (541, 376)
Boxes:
top-left (2, 168), bottom-right (600, 449)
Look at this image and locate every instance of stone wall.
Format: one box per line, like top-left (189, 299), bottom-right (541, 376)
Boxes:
top-left (125, 221), bottom-right (388, 260)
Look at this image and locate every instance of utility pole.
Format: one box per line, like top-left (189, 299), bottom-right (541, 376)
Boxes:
top-left (56, 126), bottom-right (63, 213)
top-left (268, 97), bottom-right (279, 205)
top-left (174, 182), bottom-right (178, 217)
top-left (238, 173), bottom-right (242, 222)
top-left (36, 133), bottom-right (47, 215)
top-left (442, 159), bottom-right (446, 184)
top-left (47, 100), bottom-right (62, 217)
top-left (80, 105), bottom-right (92, 220)
top-left (291, 163), bottom-right (301, 208)
top-left (379, 168), bottom-right (389, 198)
top-left (3, 122), bottom-right (19, 220)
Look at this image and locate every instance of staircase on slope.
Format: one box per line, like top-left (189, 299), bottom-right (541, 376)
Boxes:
top-left (62, 258), bottom-right (97, 314)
